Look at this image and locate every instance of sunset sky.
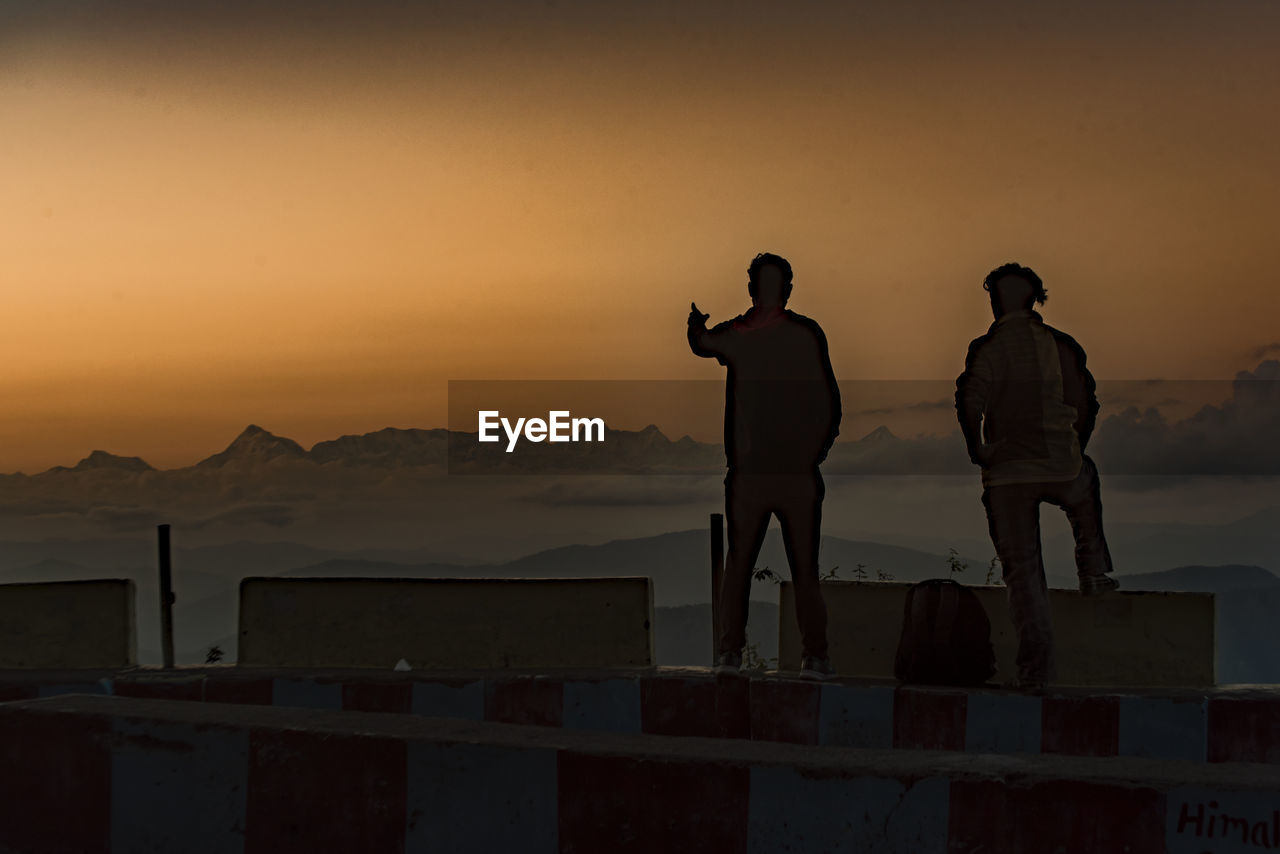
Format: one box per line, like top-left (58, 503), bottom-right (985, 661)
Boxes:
top-left (3, 0), bottom-right (1279, 472)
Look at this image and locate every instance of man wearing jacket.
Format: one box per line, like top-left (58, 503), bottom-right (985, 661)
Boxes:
top-left (688, 251), bottom-right (841, 679)
top-left (955, 262), bottom-right (1118, 691)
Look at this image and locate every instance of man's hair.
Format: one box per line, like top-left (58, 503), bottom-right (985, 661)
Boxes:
top-left (982, 262), bottom-right (1048, 310)
top-left (747, 252), bottom-right (794, 303)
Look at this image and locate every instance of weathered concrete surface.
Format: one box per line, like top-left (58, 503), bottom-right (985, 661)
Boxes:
top-left (5, 665), bottom-right (1277, 764)
top-left (779, 579), bottom-right (1215, 687)
top-left (0, 580), bottom-right (136, 668)
top-left (2, 693), bottom-right (1278, 854)
top-left (238, 576), bottom-right (655, 668)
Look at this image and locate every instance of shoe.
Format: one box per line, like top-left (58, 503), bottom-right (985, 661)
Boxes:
top-left (714, 650), bottom-right (742, 672)
top-left (1079, 574), bottom-right (1120, 596)
top-left (1001, 675), bottom-right (1047, 695)
top-left (799, 655), bottom-right (834, 680)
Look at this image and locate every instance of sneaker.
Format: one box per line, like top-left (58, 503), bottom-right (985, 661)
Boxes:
top-left (1079, 574), bottom-right (1120, 596)
top-left (714, 650), bottom-right (742, 672)
top-left (1001, 676), bottom-right (1047, 695)
top-left (799, 655), bottom-right (834, 680)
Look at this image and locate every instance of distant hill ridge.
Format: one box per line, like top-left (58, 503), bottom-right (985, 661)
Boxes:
top-left (8, 422), bottom-right (942, 477)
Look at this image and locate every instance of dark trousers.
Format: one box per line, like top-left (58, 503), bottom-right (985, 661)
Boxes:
top-left (981, 454), bottom-right (1114, 682)
top-left (717, 467), bottom-right (829, 660)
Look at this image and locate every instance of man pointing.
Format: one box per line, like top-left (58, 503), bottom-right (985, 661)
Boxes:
top-left (688, 252), bottom-right (841, 679)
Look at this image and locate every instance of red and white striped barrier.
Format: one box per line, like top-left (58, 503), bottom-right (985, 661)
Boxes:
top-left (1, 694), bottom-right (1278, 854)
top-left (4, 667), bottom-right (1279, 763)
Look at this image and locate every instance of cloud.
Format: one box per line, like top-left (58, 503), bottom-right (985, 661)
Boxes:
top-left (1088, 359), bottom-right (1280, 475)
top-left (1249, 342), bottom-right (1280, 361)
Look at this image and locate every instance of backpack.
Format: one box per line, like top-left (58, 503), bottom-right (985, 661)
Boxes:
top-left (893, 578), bottom-right (997, 686)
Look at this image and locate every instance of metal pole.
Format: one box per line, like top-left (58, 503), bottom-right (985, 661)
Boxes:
top-left (157, 524), bottom-right (175, 669)
top-left (710, 512), bottom-right (724, 664)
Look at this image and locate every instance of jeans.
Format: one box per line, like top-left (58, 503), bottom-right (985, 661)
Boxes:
top-left (717, 466), bottom-right (829, 660)
top-left (981, 454), bottom-right (1114, 682)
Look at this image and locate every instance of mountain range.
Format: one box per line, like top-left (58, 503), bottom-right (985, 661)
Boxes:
top-left (3, 421), bottom-right (975, 478)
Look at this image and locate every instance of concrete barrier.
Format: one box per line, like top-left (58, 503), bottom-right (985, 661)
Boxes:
top-left (1, 693), bottom-right (1278, 853)
top-left (8, 666), bottom-right (1275, 764)
top-left (779, 580), bottom-right (1215, 687)
top-left (237, 576), bottom-right (655, 668)
top-left (0, 580), bottom-right (136, 668)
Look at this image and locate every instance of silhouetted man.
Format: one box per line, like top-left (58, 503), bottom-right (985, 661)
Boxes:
top-left (955, 262), bottom-right (1119, 692)
top-left (688, 252), bottom-right (841, 679)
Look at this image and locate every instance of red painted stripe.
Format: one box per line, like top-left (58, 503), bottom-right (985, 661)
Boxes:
top-left (1208, 697), bottom-right (1280, 763)
top-left (558, 751), bottom-right (749, 853)
top-left (484, 677), bottom-right (564, 727)
top-left (948, 778), bottom-right (1165, 854)
top-left (1041, 696), bottom-right (1119, 757)
top-left (245, 728), bottom-right (407, 854)
top-left (749, 679), bottom-right (820, 745)
top-left (0, 683), bottom-right (39, 702)
top-left (203, 676), bottom-right (273, 706)
top-left (0, 709), bottom-right (111, 854)
top-left (114, 678), bottom-right (203, 702)
top-left (892, 686), bottom-right (967, 751)
top-left (343, 682), bottom-right (413, 714)
top-left (640, 674), bottom-right (750, 739)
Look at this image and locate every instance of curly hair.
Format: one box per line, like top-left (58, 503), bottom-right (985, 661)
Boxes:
top-left (747, 252), bottom-right (794, 303)
top-left (983, 262), bottom-right (1048, 310)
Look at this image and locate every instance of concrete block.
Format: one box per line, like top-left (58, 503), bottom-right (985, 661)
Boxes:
top-left (407, 742), bottom-right (558, 853)
top-left (893, 686), bottom-right (968, 751)
top-left (558, 751), bottom-right (750, 851)
top-left (817, 682), bottom-right (896, 748)
top-left (1208, 696), bottom-right (1280, 763)
top-left (237, 576), bottom-right (654, 669)
top-left (271, 676), bottom-right (342, 710)
top-left (749, 770), bottom-right (950, 854)
top-left (411, 679), bottom-right (485, 720)
top-left (0, 579), bottom-right (136, 668)
top-left (748, 678), bottom-right (820, 745)
top-left (563, 678), bottom-right (642, 733)
top-left (1118, 696), bottom-right (1207, 762)
top-left (965, 691), bottom-right (1042, 754)
top-left (484, 675), bottom-right (564, 726)
top-left (779, 580), bottom-right (1215, 687)
top-left (110, 717), bottom-right (249, 854)
top-left (245, 727), bottom-right (407, 851)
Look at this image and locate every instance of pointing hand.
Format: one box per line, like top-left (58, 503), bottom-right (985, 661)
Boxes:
top-left (688, 302), bottom-right (710, 326)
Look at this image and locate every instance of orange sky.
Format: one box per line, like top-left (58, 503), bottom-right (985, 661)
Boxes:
top-left (3, 1), bottom-right (1279, 472)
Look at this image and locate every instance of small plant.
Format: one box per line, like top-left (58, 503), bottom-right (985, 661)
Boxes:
top-left (753, 566), bottom-right (781, 584)
top-left (205, 644), bottom-right (224, 664)
top-left (946, 547), bottom-right (968, 578)
top-left (876, 568), bottom-right (895, 581)
top-left (984, 554), bottom-right (1002, 585)
top-left (742, 640), bottom-right (778, 671)
top-left (820, 564), bottom-right (844, 581)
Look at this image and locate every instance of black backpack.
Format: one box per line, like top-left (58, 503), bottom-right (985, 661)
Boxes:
top-left (893, 578), bottom-right (997, 686)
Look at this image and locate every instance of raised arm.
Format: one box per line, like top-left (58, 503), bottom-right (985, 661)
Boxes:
top-left (687, 302), bottom-right (734, 365)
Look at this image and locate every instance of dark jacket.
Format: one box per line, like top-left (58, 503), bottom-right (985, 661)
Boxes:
top-left (690, 307), bottom-right (841, 473)
top-left (955, 308), bottom-right (1099, 487)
